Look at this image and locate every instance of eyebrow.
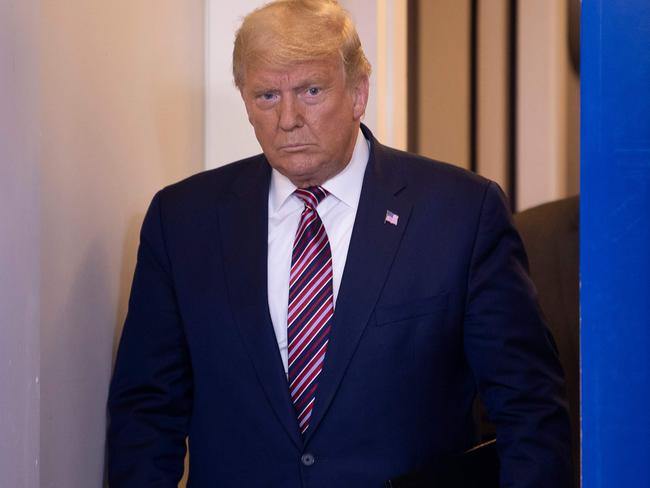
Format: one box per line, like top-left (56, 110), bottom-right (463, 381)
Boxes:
top-left (251, 87), bottom-right (279, 96)
top-left (248, 72), bottom-right (331, 95)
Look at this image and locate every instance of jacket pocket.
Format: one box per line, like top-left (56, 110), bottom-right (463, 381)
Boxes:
top-left (374, 293), bottom-right (448, 326)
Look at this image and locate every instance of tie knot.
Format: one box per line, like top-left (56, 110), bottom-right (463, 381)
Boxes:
top-left (294, 186), bottom-right (329, 209)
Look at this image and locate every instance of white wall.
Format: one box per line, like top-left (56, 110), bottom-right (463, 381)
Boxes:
top-left (0, 1), bottom-right (40, 486)
top-left (39, 2), bottom-right (204, 485)
top-left (345, 0), bottom-right (407, 150)
top-left (205, 0), bottom-right (266, 169)
top-left (517, 0), bottom-right (580, 210)
top-left (0, 1), bottom-right (204, 486)
top-left (340, 0), bottom-right (379, 138)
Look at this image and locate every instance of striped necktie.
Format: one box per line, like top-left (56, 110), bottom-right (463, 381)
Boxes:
top-left (287, 186), bottom-right (333, 435)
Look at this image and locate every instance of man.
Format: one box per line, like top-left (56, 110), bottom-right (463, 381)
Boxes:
top-left (514, 196), bottom-right (580, 487)
top-left (107, 1), bottom-right (572, 486)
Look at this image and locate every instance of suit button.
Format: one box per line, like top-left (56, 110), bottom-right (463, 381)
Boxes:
top-left (301, 453), bottom-right (315, 466)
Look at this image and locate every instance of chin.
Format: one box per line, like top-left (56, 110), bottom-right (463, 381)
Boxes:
top-left (284, 166), bottom-right (328, 187)
top-left (279, 157), bottom-right (320, 175)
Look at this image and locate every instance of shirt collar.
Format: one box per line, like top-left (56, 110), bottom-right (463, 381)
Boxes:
top-left (268, 127), bottom-right (370, 215)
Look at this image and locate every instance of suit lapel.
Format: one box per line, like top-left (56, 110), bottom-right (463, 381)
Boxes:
top-left (218, 157), bottom-right (302, 450)
top-left (305, 133), bottom-right (413, 443)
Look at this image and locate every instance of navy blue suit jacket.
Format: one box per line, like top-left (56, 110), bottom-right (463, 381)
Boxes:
top-left (108, 126), bottom-right (572, 487)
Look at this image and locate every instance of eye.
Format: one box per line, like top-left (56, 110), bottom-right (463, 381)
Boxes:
top-left (254, 91), bottom-right (278, 108)
top-left (306, 87), bottom-right (321, 96)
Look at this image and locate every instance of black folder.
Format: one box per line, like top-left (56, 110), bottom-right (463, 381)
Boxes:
top-left (384, 439), bottom-right (499, 488)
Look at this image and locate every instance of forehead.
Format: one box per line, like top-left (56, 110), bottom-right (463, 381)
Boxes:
top-left (244, 57), bottom-right (345, 90)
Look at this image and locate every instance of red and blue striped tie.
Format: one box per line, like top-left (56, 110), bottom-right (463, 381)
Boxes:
top-left (287, 186), bottom-right (333, 435)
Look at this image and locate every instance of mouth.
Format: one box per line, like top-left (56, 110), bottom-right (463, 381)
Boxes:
top-left (279, 143), bottom-right (313, 153)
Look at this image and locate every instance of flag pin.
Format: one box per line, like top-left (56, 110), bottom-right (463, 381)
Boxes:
top-left (384, 210), bottom-right (399, 226)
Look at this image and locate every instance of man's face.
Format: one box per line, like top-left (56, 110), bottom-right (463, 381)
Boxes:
top-left (240, 56), bottom-right (369, 188)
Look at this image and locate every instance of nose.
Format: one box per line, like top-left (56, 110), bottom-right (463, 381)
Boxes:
top-left (278, 95), bottom-right (303, 131)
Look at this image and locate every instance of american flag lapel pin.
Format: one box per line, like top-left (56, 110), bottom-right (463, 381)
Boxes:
top-left (384, 210), bottom-right (399, 226)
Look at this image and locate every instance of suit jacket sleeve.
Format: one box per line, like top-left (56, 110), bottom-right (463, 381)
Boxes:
top-left (107, 191), bottom-right (192, 487)
top-left (463, 182), bottom-right (573, 487)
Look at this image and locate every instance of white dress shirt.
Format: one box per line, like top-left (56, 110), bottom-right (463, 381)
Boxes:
top-left (267, 129), bottom-right (370, 374)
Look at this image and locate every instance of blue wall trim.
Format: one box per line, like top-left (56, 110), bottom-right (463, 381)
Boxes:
top-left (581, 1), bottom-right (650, 487)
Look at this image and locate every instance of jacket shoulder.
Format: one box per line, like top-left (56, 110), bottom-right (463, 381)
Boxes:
top-left (378, 145), bottom-right (495, 203)
top-left (149, 154), bottom-right (268, 218)
top-left (161, 154), bottom-right (266, 199)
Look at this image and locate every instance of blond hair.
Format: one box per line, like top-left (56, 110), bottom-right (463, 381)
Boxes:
top-left (233, 0), bottom-right (371, 88)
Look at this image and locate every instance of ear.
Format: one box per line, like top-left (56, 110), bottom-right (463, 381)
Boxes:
top-left (351, 76), bottom-right (369, 120)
